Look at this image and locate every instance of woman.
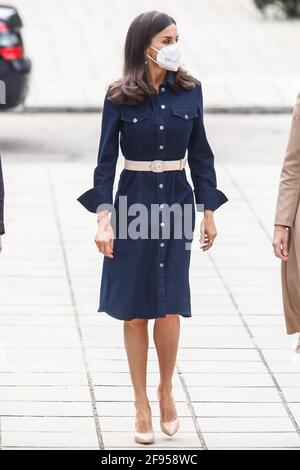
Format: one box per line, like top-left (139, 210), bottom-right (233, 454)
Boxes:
top-left (77, 11), bottom-right (228, 444)
top-left (0, 154), bottom-right (5, 252)
top-left (273, 91), bottom-right (300, 353)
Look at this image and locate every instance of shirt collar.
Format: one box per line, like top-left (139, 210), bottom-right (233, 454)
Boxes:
top-left (164, 69), bottom-right (176, 85)
top-left (163, 69), bottom-right (181, 94)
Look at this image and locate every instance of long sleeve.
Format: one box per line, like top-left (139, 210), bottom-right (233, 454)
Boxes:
top-left (274, 92), bottom-right (300, 227)
top-left (77, 93), bottom-right (121, 213)
top-left (0, 155), bottom-right (5, 235)
top-left (187, 83), bottom-right (228, 211)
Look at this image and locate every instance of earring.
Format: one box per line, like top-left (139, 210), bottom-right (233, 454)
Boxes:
top-left (144, 56), bottom-right (148, 64)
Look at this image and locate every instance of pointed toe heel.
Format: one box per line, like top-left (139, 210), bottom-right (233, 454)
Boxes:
top-left (160, 417), bottom-right (180, 436)
top-left (134, 431), bottom-right (155, 444)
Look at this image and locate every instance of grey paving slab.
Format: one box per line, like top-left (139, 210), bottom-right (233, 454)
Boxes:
top-left (198, 417), bottom-right (295, 433)
top-left (202, 432), bottom-right (300, 449)
top-left (1, 416), bottom-right (96, 432)
top-left (1, 431), bottom-right (99, 448)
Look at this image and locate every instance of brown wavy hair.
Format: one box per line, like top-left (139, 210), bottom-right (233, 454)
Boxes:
top-left (106, 10), bottom-right (199, 106)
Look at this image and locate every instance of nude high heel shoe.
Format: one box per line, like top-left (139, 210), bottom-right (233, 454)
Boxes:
top-left (157, 388), bottom-right (180, 437)
top-left (134, 401), bottom-right (155, 444)
top-left (160, 417), bottom-right (180, 437)
top-left (134, 430), bottom-right (155, 444)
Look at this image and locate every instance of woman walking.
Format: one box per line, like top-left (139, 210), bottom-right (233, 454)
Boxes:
top-left (273, 91), bottom-right (300, 353)
top-left (77, 11), bottom-right (228, 444)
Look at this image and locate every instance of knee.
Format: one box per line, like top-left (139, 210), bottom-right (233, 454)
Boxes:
top-left (156, 313), bottom-right (179, 323)
top-left (124, 318), bottom-right (148, 328)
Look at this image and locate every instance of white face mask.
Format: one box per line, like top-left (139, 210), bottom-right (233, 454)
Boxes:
top-left (146, 42), bottom-right (183, 71)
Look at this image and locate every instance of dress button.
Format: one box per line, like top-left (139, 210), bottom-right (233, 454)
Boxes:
top-left (160, 263), bottom-right (164, 267)
top-left (160, 222), bottom-right (165, 227)
top-left (161, 87), bottom-right (165, 92)
top-left (159, 125), bottom-right (164, 130)
top-left (161, 104), bottom-right (165, 109)
top-left (184, 114), bottom-right (188, 119)
top-left (160, 242), bottom-right (165, 247)
top-left (160, 203), bottom-right (164, 208)
top-left (133, 117), bottom-right (138, 122)
top-left (159, 145), bottom-right (164, 150)
top-left (159, 183), bottom-right (164, 188)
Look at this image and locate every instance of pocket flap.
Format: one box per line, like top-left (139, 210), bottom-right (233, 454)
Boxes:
top-left (120, 111), bottom-right (151, 123)
top-left (172, 108), bottom-right (198, 120)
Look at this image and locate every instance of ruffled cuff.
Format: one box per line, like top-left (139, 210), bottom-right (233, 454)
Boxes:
top-left (0, 222), bottom-right (4, 235)
top-left (194, 186), bottom-right (229, 212)
top-left (77, 186), bottom-right (113, 213)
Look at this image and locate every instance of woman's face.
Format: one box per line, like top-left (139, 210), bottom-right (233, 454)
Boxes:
top-left (146, 23), bottom-right (179, 62)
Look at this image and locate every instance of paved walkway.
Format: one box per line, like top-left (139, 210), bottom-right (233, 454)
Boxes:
top-left (1, 110), bottom-right (300, 449)
top-left (10, 0), bottom-right (300, 109)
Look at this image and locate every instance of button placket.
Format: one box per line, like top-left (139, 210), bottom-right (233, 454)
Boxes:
top-left (151, 94), bottom-right (167, 317)
top-left (157, 169), bottom-right (167, 316)
top-left (158, 100), bottom-right (166, 155)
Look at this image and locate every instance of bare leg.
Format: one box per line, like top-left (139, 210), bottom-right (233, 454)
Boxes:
top-left (123, 318), bottom-right (153, 433)
top-left (153, 314), bottom-right (180, 422)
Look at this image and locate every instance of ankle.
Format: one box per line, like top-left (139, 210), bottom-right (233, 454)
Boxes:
top-left (157, 384), bottom-right (173, 397)
top-left (134, 397), bottom-right (151, 409)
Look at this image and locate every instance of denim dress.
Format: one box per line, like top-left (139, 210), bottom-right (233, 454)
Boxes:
top-left (77, 70), bottom-right (228, 321)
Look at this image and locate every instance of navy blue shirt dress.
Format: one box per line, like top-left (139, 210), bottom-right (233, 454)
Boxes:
top-left (77, 70), bottom-right (228, 321)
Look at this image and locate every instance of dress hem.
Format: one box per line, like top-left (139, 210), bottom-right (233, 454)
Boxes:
top-left (97, 307), bottom-right (192, 321)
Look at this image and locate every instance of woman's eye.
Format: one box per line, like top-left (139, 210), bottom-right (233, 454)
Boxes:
top-left (163, 38), bottom-right (179, 45)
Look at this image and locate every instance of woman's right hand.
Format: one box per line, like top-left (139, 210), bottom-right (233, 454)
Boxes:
top-left (95, 210), bottom-right (115, 258)
top-left (272, 225), bottom-right (290, 261)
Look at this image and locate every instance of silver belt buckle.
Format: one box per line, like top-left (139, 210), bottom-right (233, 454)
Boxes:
top-left (151, 160), bottom-right (165, 173)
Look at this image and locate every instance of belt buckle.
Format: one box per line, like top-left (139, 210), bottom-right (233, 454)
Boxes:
top-left (151, 160), bottom-right (164, 173)
top-left (179, 158), bottom-right (185, 170)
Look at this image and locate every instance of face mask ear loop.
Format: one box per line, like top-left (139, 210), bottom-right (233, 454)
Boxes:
top-left (146, 45), bottom-right (159, 65)
top-left (146, 54), bottom-right (158, 65)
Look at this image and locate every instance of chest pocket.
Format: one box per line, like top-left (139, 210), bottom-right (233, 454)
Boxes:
top-left (120, 111), bottom-right (153, 150)
top-left (172, 108), bottom-right (198, 120)
top-left (170, 107), bottom-right (198, 145)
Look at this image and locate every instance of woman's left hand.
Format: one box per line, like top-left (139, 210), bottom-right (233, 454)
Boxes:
top-left (200, 210), bottom-right (218, 251)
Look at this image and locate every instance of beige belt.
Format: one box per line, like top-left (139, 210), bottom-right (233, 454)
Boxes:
top-left (124, 158), bottom-right (186, 173)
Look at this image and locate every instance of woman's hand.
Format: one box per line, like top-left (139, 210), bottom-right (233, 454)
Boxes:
top-left (95, 210), bottom-right (115, 258)
top-left (200, 210), bottom-right (217, 251)
top-left (272, 225), bottom-right (289, 261)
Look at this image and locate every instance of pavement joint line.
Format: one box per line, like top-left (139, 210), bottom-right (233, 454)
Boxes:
top-left (176, 363), bottom-right (207, 449)
top-left (208, 165), bottom-right (300, 440)
top-left (46, 163), bottom-right (104, 449)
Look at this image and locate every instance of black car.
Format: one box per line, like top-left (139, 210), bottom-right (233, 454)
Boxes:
top-left (0, 3), bottom-right (31, 110)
